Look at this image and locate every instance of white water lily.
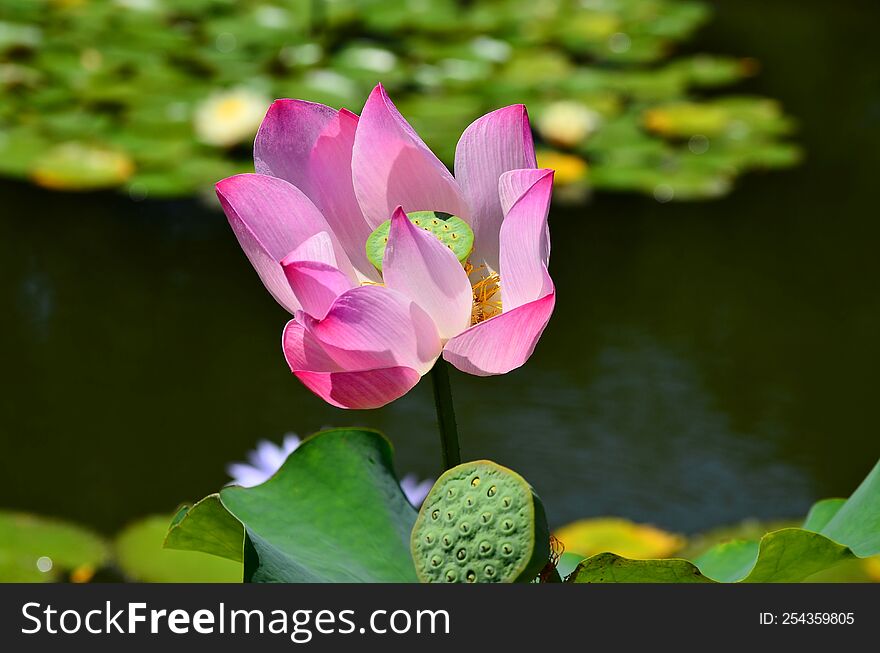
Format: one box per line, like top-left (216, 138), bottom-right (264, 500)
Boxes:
top-left (226, 434), bottom-right (434, 507)
top-left (194, 87), bottom-right (271, 147)
top-left (537, 101), bottom-right (601, 148)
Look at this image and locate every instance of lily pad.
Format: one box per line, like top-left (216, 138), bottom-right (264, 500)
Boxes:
top-left (568, 553), bottom-right (712, 583)
top-left (553, 517), bottom-right (684, 559)
top-left (30, 142), bottom-right (135, 191)
top-left (0, 511), bottom-right (109, 582)
top-left (567, 459), bottom-right (880, 583)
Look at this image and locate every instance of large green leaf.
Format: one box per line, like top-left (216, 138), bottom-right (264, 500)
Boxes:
top-left (568, 553), bottom-right (712, 583)
top-left (820, 460), bottom-right (880, 557)
top-left (695, 529), bottom-right (851, 583)
top-left (165, 494), bottom-right (244, 563)
top-left (0, 511), bottom-right (109, 582)
top-left (166, 428), bottom-right (419, 582)
top-left (802, 498), bottom-right (846, 532)
top-left (692, 540), bottom-right (758, 582)
top-left (116, 515), bottom-right (242, 582)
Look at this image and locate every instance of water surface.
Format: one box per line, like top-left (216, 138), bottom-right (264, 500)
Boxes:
top-left (1, 0), bottom-right (878, 534)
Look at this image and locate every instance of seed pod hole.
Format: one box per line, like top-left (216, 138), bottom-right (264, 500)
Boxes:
top-left (465, 570), bottom-right (476, 583)
top-left (487, 485), bottom-right (497, 497)
top-left (456, 548), bottom-right (467, 561)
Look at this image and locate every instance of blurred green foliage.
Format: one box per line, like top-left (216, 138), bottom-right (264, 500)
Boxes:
top-left (0, 511), bottom-right (108, 582)
top-left (0, 0), bottom-right (799, 201)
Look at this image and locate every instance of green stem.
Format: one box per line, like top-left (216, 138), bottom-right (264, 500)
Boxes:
top-left (430, 359), bottom-right (461, 470)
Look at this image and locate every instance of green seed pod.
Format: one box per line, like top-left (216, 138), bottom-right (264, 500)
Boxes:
top-left (365, 211), bottom-right (474, 271)
top-left (411, 460), bottom-right (550, 583)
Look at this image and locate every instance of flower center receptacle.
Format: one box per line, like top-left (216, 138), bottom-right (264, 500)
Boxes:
top-left (365, 211), bottom-right (474, 272)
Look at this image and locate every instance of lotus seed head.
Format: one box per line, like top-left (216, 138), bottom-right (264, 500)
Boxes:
top-left (366, 211), bottom-right (474, 271)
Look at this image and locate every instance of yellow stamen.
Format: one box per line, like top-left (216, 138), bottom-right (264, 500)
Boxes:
top-left (466, 262), bottom-right (502, 325)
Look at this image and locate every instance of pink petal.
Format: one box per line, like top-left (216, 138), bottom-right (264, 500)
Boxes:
top-left (281, 229), bottom-right (339, 265)
top-left (299, 284), bottom-right (441, 376)
top-left (282, 320), bottom-right (421, 409)
top-left (454, 105), bottom-right (537, 270)
top-left (442, 289), bottom-right (555, 376)
top-left (383, 207), bottom-right (472, 341)
top-left (283, 261), bottom-right (355, 321)
top-left (352, 84), bottom-right (469, 229)
top-left (255, 100), bottom-right (378, 281)
top-left (254, 99), bottom-right (336, 187)
top-left (499, 169), bottom-right (555, 311)
top-left (216, 174), bottom-right (356, 313)
top-left (499, 168), bottom-right (552, 216)
top-left (281, 232), bottom-right (356, 319)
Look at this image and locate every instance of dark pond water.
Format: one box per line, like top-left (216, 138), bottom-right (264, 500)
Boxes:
top-left (2, 0), bottom-right (878, 535)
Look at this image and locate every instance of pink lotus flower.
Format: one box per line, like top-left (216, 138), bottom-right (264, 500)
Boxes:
top-left (216, 84), bottom-right (555, 409)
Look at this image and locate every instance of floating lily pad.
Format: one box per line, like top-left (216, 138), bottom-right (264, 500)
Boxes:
top-left (553, 517), bottom-right (685, 560)
top-left (0, 511), bottom-right (109, 583)
top-left (30, 142), bottom-right (135, 190)
top-left (567, 459), bottom-right (880, 583)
